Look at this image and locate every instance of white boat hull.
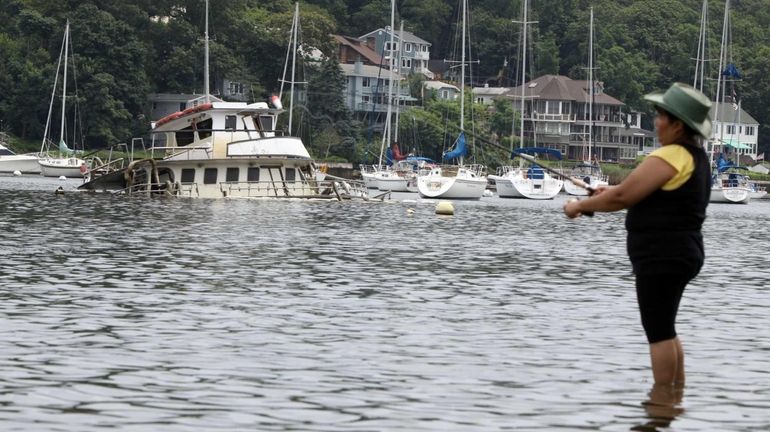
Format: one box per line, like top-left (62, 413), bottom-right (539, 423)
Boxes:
top-left (563, 176), bottom-right (608, 196)
top-left (417, 167), bottom-right (487, 199)
top-left (710, 187), bottom-right (751, 204)
top-left (497, 170), bottom-right (563, 200)
top-left (39, 158), bottom-right (87, 178)
top-left (0, 155), bottom-right (41, 174)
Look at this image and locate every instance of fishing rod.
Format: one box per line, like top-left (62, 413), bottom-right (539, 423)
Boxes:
top-left (514, 152), bottom-right (596, 217)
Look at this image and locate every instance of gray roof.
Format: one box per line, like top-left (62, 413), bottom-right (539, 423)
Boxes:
top-left (710, 102), bottom-right (759, 125)
top-left (424, 81), bottom-right (459, 91)
top-left (472, 86), bottom-right (510, 96)
top-left (505, 75), bottom-right (624, 105)
top-left (359, 28), bottom-right (431, 46)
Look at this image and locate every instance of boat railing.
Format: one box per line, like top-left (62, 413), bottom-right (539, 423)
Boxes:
top-left (219, 177), bottom-right (371, 200)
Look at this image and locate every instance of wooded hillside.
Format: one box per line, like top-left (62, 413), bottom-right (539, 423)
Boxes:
top-left (1, 0), bottom-right (768, 159)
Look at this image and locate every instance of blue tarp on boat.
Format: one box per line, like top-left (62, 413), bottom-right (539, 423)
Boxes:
top-left (442, 132), bottom-right (468, 161)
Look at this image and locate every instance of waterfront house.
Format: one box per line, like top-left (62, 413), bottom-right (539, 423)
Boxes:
top-left (506, 74), bottom-right (653, 161)
top-left (341, 61), bottom-right (415, 131)
top-left (710, 99), bottom-right (760, 161)
top-left (358, 27), bottom-right (433, 78)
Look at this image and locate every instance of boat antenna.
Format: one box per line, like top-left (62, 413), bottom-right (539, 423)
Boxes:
top-left (204, 0), bottom-right (210, 103)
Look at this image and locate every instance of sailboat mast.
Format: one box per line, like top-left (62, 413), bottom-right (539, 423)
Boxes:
top-left (378, 0), bottom-right (397, 170)
top-left (711, 0), bottom-right (729, 167)
top-left (458, 0), bottom-right (467, 166)
top-left (694, 0), bottom-right (708, 91)
top-left (41, 27), bottom-right (66, 154)
top-left (394, 20), bottom-right (404, 144)
top-left (60, 21), bottom-right (69, 146)
top-left (519, 0), bottom-right (528, 154)
top-left (588, 8), bottom-right (594, 162)
top-left (204, 0), bottom-right (210, 103)
top-left (289, 2), bottom-right (299, 133)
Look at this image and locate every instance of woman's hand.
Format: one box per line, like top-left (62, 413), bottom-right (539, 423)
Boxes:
top-left (564, 198), bottom-right (583, 218)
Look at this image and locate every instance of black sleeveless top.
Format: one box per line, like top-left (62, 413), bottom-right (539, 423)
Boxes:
top-left (625, 144), bottom-right (711, 275)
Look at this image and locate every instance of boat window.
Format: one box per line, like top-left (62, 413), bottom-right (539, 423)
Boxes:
top-left (181, 168), bottom-right (196, 183)
top-left (203, 168), bottom-right (218, 184)
top-left (225, 115), bottom-right (237, 130)
top-left (158, 167), bottom-right (175, 184)
top-left (176, 125), bottom-right (195, 146)
top-left (259, 115), bottom-right (273, 131)
top-left (226, 167), bottom-right (239, 182)
top-left (196, 118), bottom-right (213, 139)
top-left (247, 167), bottom-right (260, 182)
top-left (285, 168), bottom-right (296, 182)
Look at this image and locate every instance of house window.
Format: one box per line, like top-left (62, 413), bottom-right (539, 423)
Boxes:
top-left (441, 90), bottom-right (448, 99)
top-left (405, 43), bottom-right (412, 52)
top-left (226, 167), bottom-right (239, 182)
top-left (746, 126), bottom-right (755, 136)
top-left (385, 42), bottom-right (398, 52)
top-left (225, 115), bottom-right (237, 130)
top-left (181, 168), bottom-right (196, 183)
top-left (422, 45), bottom-right (428, 52)
top-left (247, 167), bottom-right (260, 182)
top-left (362, 77), bottom-right (371, 88)
top-left (362, 95), bottom-right (370, 103)
top-left (285, 168), bottom-right (296, 182)
top-left (179, 102), bottom-right (186, 111)
top-left (476, 97), bottom-right (483, 104)
top-left (203, 168), bottom-right (218, 184)
top-left (727, 125), bottom-right (736, 134)
top-left (401, 58), bottom-right (411, 68)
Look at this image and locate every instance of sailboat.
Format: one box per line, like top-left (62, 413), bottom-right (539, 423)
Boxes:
top-left (564, 7), bottom-right (608, 196)
top-left (38, 21), bottom-right (87, 178)
top-left (495, 0), bottom-right (562, 200)
top-left (79, 1), bottom-right (363, 200)
top-left (416, 0), bottom-right (487, 199)
top-left (375, 21), bottom-right (417, 193)
top-left (706, 0), bottom-right (750, 204)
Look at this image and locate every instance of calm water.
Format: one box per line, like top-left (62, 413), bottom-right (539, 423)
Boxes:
top-left (1, 175), bottom-right (768, 431)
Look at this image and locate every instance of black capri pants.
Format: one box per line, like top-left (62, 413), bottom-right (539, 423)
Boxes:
top-left (628, 231), bottom-right (704, 344)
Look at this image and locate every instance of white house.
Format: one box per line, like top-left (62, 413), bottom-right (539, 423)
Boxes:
top-left (472, 85), bottom-right (510, 105)
top-left (710, 101), bottom-right (760, 160)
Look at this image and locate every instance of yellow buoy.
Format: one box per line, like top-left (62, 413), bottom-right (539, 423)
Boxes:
top-left (435, 201), bottom-right (455, 215)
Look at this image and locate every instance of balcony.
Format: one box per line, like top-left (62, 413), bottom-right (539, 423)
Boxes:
top-left (413, 51), bottom-right (430, 61)
top-left (531, 113), bottom-right (576, 122)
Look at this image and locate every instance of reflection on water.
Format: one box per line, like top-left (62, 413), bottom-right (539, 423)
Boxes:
top-left (1, 175), bottom-right (769, 431)
top-left (632, 384), bottom-right (684, 431)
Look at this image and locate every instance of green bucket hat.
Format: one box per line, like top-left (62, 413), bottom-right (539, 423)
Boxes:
top-left (644, 82), bottom-right (713, 138)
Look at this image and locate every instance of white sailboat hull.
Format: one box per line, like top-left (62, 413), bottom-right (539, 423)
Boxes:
top-left (361, 172), bottom-right (378, 189)
top-left (39, 157), bottom-right (86, 178)
top-left (710, 187), bottom-right (751, 204)
top-left (497, 171), bottom-right (563, 200)
top-left (0, 155), bottom-right (41, 174)
top-left (376, 177), bottom-right (411, 192)
top-left (417, 168), bottom-right (487, 199)
top-left (564, 176), bottom-right (608, 196)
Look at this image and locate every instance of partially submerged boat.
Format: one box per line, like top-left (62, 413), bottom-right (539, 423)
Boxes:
top-left (79, 100), bottom-right (368, 200)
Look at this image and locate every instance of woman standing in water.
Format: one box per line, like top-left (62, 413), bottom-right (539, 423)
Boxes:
top-left (564, 82), bottom-right (712, 385)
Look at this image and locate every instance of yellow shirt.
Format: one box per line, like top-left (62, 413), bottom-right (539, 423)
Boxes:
top-left (649, 144), bottom-right (695, 190)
